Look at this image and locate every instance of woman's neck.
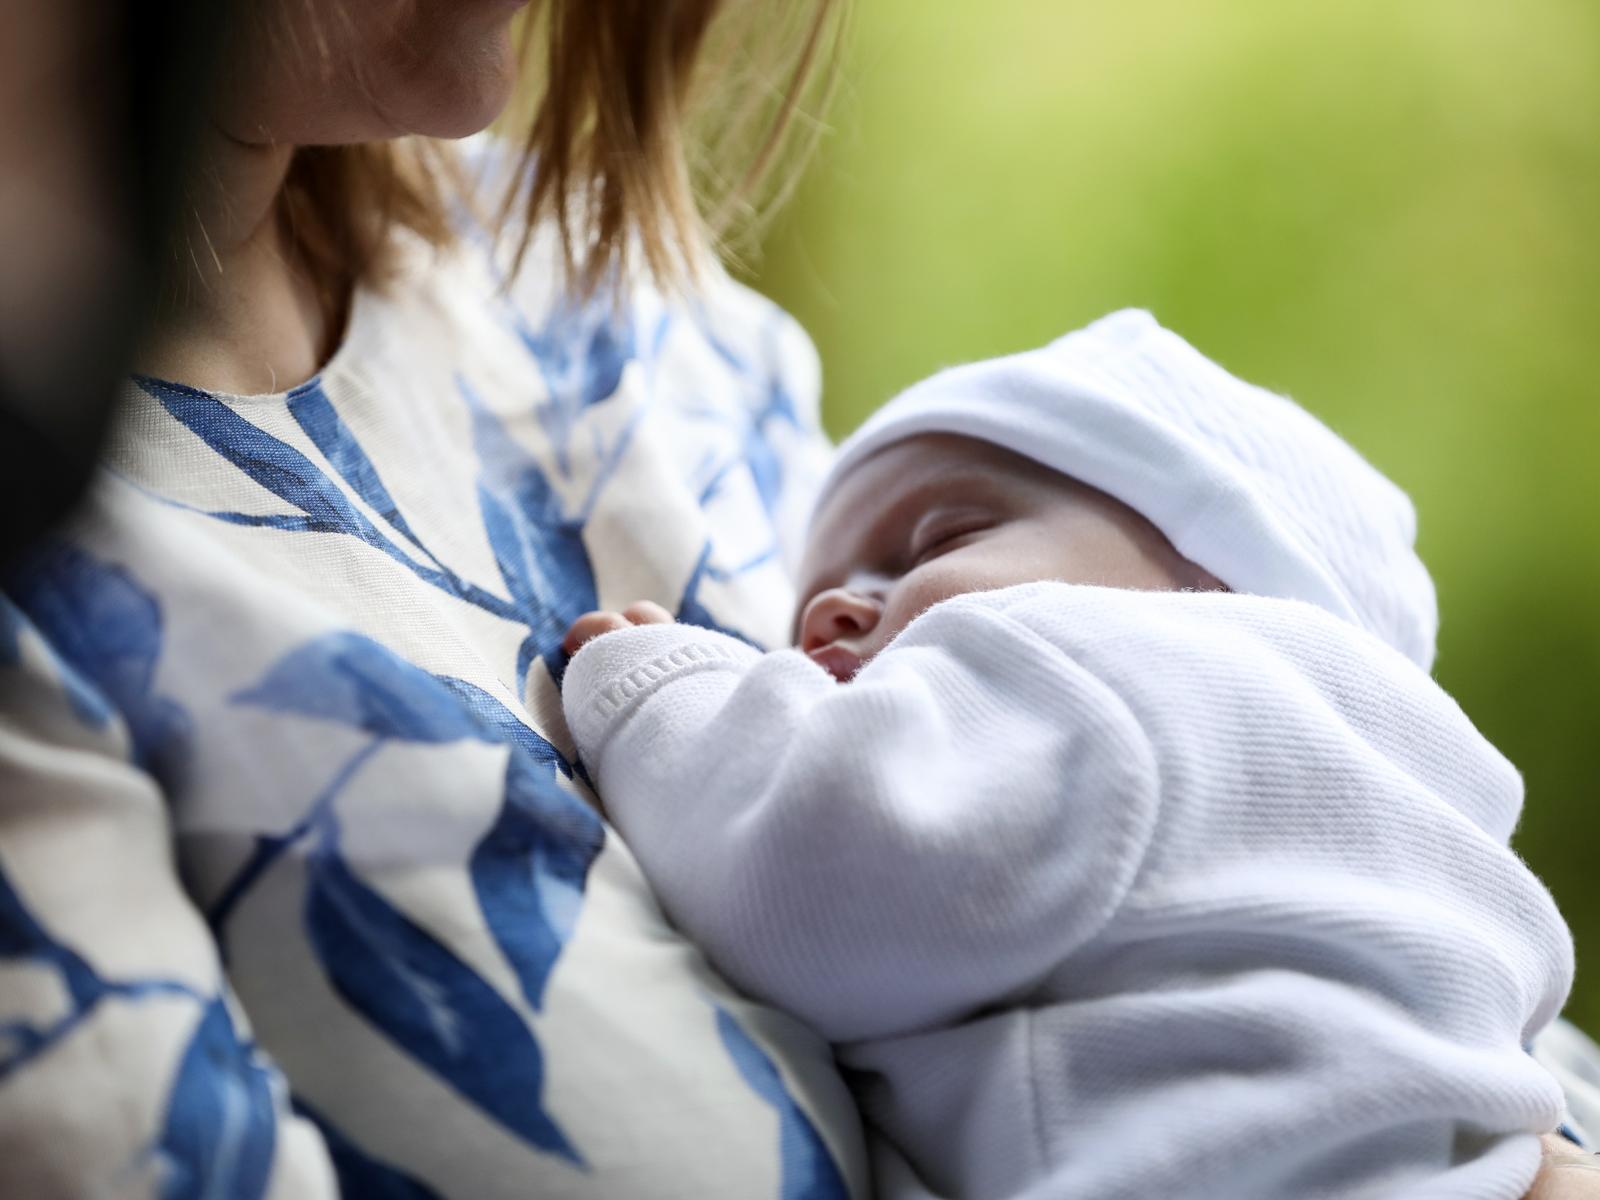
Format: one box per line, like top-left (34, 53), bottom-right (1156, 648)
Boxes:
top-left (136, 131), bottom-right (339, 396)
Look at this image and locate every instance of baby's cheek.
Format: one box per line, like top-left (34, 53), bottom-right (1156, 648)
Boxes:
top-left (888, 546), bottom-right (1054, 642)
top-left (887, 563), bottom-right (981, 640)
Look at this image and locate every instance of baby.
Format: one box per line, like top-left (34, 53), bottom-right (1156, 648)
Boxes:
top-left (560, 310), bottom-right (1574, 1199)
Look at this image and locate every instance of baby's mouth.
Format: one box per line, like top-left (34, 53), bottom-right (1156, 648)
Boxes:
top-left (806, 644), bottom-right (863, 683)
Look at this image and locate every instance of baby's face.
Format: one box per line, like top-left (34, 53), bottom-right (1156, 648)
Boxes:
top-left (795, 434), bottom-right (1222, 681)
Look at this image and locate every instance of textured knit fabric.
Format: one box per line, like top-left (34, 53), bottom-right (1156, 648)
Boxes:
top-left (0, 152), bottom-right (866, 1199)
top-left (564, 583), bottom-right (1573, 1200)
top-left (816, 310), bottom-right (1439, 669)
top-left (1534, 1019), bottom-right (1600, 1146)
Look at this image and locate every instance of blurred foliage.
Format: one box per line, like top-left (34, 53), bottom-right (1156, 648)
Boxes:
top-left (750, 1), bottom-right (1600, 1025)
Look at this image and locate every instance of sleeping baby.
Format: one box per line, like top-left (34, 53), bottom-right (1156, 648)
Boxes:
top-left (559, 310), bottom-right (1574, 1199)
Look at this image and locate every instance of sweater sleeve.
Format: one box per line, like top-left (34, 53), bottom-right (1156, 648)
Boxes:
top-left (562, 598), bottom-right (1161, 1043)
top-left (0, 599), bottom-right (337, 1199)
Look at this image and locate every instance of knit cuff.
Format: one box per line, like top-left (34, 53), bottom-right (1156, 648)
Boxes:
top-left (562, 623), bottom-right (762, 767)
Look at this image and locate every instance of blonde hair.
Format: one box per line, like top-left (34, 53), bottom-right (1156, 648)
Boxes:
top-left (280, 0), bottom-right (841, 306)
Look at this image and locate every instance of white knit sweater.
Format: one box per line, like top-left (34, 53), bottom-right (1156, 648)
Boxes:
top-left (564, 581), bottom-right (1574, 1199)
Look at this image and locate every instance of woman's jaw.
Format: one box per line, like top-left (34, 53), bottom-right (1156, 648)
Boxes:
top-left (217, 0), bottom-right (526, 148)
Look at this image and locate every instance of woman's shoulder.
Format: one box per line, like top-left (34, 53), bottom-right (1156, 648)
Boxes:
top-left (436, 134), bottom-right (821, 420)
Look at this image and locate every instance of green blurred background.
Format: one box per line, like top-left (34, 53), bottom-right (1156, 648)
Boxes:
top-left (748, 1), bottom-right (1600, 1025)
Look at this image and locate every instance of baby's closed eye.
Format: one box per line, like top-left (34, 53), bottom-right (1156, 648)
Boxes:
top-left (906, 508), bottom-right (998, 568)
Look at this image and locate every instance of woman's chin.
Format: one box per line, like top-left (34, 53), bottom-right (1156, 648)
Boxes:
top-left (386, 34), bottom-right (519, 140)
top-left (216, 0), bottom-right (526, 146)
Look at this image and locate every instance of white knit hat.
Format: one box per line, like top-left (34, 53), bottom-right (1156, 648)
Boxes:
top-left (815, 310), bottom-right (1438, 669)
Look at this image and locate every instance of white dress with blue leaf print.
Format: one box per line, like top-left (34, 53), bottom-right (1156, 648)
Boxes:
top-left (0, 205), bottom-right (866, 1200)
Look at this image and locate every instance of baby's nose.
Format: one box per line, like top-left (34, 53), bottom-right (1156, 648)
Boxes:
top-left (798, 587), bottom-right (883, 655)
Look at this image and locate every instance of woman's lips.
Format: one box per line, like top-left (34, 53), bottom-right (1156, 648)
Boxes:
top-left (806, 644), bottom-right (863, 683)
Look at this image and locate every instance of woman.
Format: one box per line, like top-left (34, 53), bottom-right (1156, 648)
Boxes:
top-left (0, 3), bottom-right (1592, 1197)
top-left (1, 3), bottom-right (858, 1196)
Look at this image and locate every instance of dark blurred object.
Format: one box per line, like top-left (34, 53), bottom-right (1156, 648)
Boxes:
top-left (0, 1), bottom-right (230, 566)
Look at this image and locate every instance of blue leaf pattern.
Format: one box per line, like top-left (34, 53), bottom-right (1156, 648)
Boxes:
top-left (140, 356), bottom-right (620, 696)
top-left (287, 382), bottom-right (438, 565)
top-left (1, 264), bottom-right (854, 1196)
top-left (5, 541), bottom-right (180, 774)
top-left (727, 325), bottom-right (803, 525)
top-left (1, 563), bottom-right (243, 1200)
top-left (460, 377), bottom-right (598, 685)
top-left (432, 674), bottom-right (571, 777)
top-left (231, 634), bottom-right (484, 746)
top-left (469, 752), bottom-right (603, 1010)
top-left (304, 846), bottom-right (581, 1164)
top-left (678, 310), bottom-right (807, 590)
top-left (2, 859), bottom-right (227, 1200)
top-left (153, 996), bottom-right (279, 1200)
top-left (431, 673), bottom-right (605, 1008)
top-left (220, 632), bottom-right (601, 1150)
top-left (292, 1097), bottom-right (444, 1199)
top-left (139, 378), bottom-right (519, 621)
top-left (514, 293), bottom-right (636, 477)
top-left (145, 379), bottom-right (396, 549)
top-left (715, 1007), bottom-right (849, 1200)
top-left (677, 542), bottom-right (764, 650)
top-left (743, 399), bottom-right (789, 524)
top-left (203, 740), bottom-right (386, 944)
top-left (0, 866), bottom-right (108, 1065)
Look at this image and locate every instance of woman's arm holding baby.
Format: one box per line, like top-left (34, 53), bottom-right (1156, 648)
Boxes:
top-left (1531, 1138), bottom-right (1600, 1199)
top-left (561, 598), bottom-right (1160, 1044)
